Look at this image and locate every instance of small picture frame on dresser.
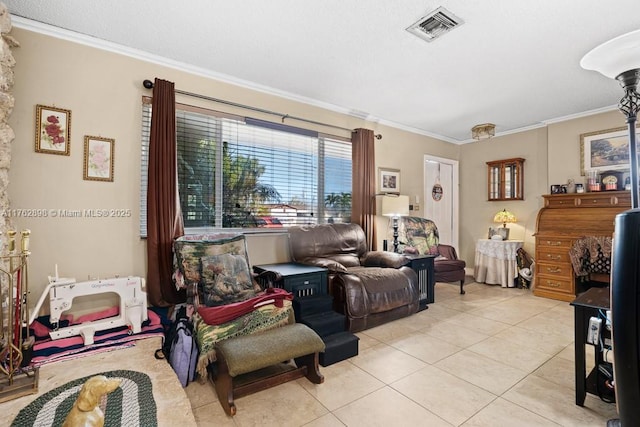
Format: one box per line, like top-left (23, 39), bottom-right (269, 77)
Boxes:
top-left (488, 227), bottom-right (509, 240)
top-left (550, 184), bottom-right (564, 194)
top-left (488, 227), bottom-right (498, 239)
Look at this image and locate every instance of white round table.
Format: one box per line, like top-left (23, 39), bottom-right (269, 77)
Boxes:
top-left (473, 239), bottom-right (524, 287)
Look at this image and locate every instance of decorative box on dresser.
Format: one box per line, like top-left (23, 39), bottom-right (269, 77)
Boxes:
top-left (534, 191), bottom-right (631, 301)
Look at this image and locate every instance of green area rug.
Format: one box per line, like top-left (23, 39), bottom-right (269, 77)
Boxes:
top-left (11, 370), bottom-right (157, 427)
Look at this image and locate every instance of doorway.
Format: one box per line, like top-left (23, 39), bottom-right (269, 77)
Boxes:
top-left (423, 155), bottom-right (459, 250)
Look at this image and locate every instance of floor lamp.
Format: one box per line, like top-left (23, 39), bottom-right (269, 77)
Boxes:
top-left (581, 29), bottom-right (640, 427)
top-left (380, 195), bottom-right (409, 253)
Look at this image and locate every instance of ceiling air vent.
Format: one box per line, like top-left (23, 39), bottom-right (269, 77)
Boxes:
top-left (406, 6), bottom-right (464, 43)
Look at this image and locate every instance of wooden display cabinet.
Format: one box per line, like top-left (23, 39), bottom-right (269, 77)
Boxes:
top-left (486, 158), bottom-right (525, 201)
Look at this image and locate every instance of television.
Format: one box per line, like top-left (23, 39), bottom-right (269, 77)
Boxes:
top-left (610, 208), bottom-right (640, 426)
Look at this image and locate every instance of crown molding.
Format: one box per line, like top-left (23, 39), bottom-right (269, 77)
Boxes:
top-left (541, 104), bottom-right (618, 124)
top-left (12, 16), bottom-right (460, 142)
top-left (10, 16), bottom-right (621, 146)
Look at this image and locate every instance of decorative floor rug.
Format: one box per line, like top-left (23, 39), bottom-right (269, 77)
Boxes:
top-left (11, 370), bottom-right (157, 427)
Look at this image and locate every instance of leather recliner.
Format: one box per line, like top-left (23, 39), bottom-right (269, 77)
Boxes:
top-left (288, 223), bottom-right (419, 332)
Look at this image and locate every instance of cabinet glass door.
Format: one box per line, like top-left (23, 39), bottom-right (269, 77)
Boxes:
top-left (487, 158), bottom-right (524, 201)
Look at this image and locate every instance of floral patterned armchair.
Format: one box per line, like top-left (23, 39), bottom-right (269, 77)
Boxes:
top-left (397, 217), bottom-right (467, 294)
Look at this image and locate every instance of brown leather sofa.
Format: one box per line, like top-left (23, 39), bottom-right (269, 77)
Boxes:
top-left (288, 223), bottom-right (419, 332)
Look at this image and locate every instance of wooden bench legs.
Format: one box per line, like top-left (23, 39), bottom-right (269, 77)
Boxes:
top-left (213, 352), bottom-right (324, 416)
top-left (294, 353), bottom-right (323, 384)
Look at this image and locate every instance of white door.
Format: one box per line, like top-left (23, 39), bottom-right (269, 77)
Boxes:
top-left (423, 155), bottom-right (459, 250)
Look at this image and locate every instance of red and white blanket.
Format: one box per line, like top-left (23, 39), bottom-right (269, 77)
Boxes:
top-left (29, 308), bottom-right (164, 367)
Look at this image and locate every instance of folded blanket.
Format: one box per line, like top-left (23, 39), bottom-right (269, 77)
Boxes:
top-left (30, 309), bottom-right (164, 367)
top-left (197, 287), bottom-right (293, 325)
top-left (194, 300), bottom-right (293, 377)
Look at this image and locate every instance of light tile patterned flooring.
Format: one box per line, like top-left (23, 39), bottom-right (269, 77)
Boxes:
top-left (185, 281), bottom-right (618, 426)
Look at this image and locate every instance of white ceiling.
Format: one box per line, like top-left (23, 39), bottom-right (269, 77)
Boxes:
top-left (5, 0), bottom-right (640, 143)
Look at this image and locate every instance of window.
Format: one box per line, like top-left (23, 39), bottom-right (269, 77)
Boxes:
top-left (140, 99), bottom-right (352, 234)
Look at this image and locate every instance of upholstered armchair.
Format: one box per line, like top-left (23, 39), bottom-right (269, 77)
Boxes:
top-left (397, 216), bottom-right (467, 294)
top-left (288, 223), bottom-right (419, 332)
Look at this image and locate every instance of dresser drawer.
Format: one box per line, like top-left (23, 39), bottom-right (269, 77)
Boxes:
top-left (536, 261), bottom-right (573, 279)
top-left (536, 237), bottom-right (572, 249)
top-left (536, 275), bottom-right (574, 294)
top-left (545, 196), bottom-right (576, 208)
top-left (537, 249), bottom-right (570, 263)
top-left (575, 193), bottom-right (620, 207)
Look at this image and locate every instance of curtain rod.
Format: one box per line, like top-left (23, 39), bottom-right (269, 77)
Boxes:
top-left (142, 79), bottom-right (382, 140)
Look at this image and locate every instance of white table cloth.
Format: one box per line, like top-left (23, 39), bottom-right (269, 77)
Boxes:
top-left (474, 239), bottom-right (523, 287)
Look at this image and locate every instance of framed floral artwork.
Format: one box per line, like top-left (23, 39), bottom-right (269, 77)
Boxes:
top-left (35, 104), bottom-right (71, 155)
top-left (378, 167), bottom-right (400, 194)
top-left (83, 136), bottom-right (114, 182)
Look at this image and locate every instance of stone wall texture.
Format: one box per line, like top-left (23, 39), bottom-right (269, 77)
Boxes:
top-left (0, 2), bottom-right (18, 246)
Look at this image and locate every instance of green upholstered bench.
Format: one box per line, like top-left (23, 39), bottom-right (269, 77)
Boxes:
top-left (213, 323), bottom-right (325, 416)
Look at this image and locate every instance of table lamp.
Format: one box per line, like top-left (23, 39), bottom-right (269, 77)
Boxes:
top-left (581, 29), bottom-right (640, 427)
top-left (381, 195), bottom-right (409, 253)
top-left (493, 209), bottom-right (516, 240)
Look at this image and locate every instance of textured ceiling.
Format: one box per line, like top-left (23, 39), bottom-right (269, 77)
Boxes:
top-left (5, 0), bottom-right (640, 143)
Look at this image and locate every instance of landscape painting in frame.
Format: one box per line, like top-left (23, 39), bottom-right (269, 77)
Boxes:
top-left (83, 135), bottom-right (114, 182)
top-left (580, 125), bottom-right (640, 175)
top-left (379, 167), bottom-right (400, 194)
top-left (35, 104), bottom-right (71, 155)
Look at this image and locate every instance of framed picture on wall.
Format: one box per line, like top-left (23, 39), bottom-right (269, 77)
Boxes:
top-left (83, 135), bottom-right (114, 182)
top-left (35, 104), bottom-right (71, 155)
top-left (378, 167), bottom-right (400, 194)
top-left (580, 125), bottom-right (640, 175)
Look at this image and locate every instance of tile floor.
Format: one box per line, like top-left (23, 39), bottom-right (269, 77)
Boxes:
top-left (185, 281), bottom-right (619, 426)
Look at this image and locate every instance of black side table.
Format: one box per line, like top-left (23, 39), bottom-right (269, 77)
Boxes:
top-left (253, 262), bottom-right (359, 366)
top-left (570, 286), bottom-right (612, 406)
top-left (253, 263), bottom-right (328, 298)
top-left (405, 254), bottom-right (436, 310)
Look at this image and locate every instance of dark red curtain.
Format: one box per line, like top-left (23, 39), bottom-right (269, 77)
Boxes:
top-left (147, 78), bottom-right (185, 306)
top-left (351, 128), bottom-right (377, 250)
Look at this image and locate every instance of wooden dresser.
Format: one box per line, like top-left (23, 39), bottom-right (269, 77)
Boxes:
top-left (534, 191), bottom-right (631, 301)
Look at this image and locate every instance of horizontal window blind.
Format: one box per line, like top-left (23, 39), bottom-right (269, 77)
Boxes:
top-left (140, 100), bottom-right (151, 236)
top-left (140, 98), bottom-right (352, 235)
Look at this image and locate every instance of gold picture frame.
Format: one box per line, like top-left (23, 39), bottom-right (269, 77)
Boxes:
top-left (35, 104), bottom-right (71, 155)
top-left (580, 125), bottom-right (640, 175)
top-left (378, 167), bottom-right (400, 194)
top-left (83, 136), bottom-right (114, 182)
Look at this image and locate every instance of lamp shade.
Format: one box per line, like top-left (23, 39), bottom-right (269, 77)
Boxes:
top-left (381, 195), bottom-right (410, 217)
top-left (580, 29), bottom-right (640, 78)
top-left (494, 209), bottom-right (516, 227)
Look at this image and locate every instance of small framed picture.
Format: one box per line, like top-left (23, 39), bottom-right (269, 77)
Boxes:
top-left (550, 185), bottom-right (563, 194)
top-left (83, 136), bottom-right (114, 182)
top-left (35, 104), bottom-right (71, 155)
top-left (488, 226), bottom-right (510, 240)
top-left (379, 167), bottom-right (400, 194)
top-left (488, 227), bottom-right (499, 239)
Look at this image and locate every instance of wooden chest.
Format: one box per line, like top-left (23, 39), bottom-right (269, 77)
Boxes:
top-left (534, 191), bottom-right (630, 301)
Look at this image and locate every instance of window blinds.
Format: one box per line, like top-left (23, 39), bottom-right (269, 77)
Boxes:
top-left (140, 99), bottom-right (352, 235)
